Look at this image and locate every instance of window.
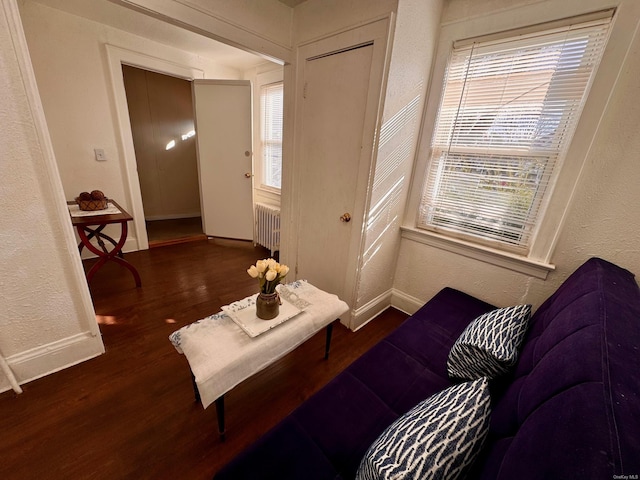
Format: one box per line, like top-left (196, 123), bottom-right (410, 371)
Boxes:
top-left (260, 81), bottom-right (283, 190)
top-left (418, 13), bottom-right (612, 254)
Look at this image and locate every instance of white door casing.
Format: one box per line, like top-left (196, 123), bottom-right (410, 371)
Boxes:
top-left (292, 19), bottom-right (392, 327)
top-left (106, 45), bottom-right (206, 250)
top-left (192, 80), bottom-right (253, 240)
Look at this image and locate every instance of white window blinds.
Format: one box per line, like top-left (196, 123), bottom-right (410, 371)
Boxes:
top-left (261, 82), bottom-right (283, 189)
top-left (419, 13), bottom-right (612, 251)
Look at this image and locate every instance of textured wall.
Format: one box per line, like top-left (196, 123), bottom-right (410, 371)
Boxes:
top-left (19, 1), bottom-right (244, 248)
top-left (282, 0), bottom-right (399, 323)
top-left (112, 0), bottom-right (293, 62)
top-left (394, 0), bottom-right (640, 311)
top-left (551, 16), bottom-right (640, 283)
top-left (293, 0), bottom-right (397, 45)
top-left (355, 0), bottom-right (443, 324)
top-left (178, 0), bottom-right (293, 49)
top-left (0, 0), bottom-right (103, 392)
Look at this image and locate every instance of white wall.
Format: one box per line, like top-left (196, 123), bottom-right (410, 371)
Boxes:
top-left (0, 0), bottom-right (289, 392)
top-left (292, 0), bottom-right (397, 45)
top-left (114, 1), bottom-right (397, 273)
top-left (353, 0), bottom-right (444, 327)
top-left (179, 0), bottom-right (293, 50)
top-left (113, 0), bottom-right (294, 63)
top-left (7, 0), bottom-right (637, 396)
top-left (19, 1), bottom-right (244, 250)
top-left (393, 0), bottom-right (640, 312)
top-left (0, 0), bottom-right (104, 393)
top-left (282, 0), bottom-right (400, 325)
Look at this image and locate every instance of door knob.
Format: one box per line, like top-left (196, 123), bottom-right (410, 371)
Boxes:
top-left (244, 172), bottom-right (253, 178)
top-left (340, 213), bottom-right (351, 223)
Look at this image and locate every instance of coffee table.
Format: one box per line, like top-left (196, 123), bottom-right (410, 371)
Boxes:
top-left (169, 280), bottom-right (349, 439)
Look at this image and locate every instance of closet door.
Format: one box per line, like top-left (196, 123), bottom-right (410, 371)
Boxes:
top-left (293, 19), bottom-right (390, 322)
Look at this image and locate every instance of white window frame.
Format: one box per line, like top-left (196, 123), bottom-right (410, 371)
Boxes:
top-left (404, 2), bottom-right (638, 279)
top-left (256, 69), bottom-right (283, 194)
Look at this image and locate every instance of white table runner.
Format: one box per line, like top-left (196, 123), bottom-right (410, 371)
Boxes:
top-left (169, 280), bottom-right (349, 409)
top-left (68, 202), bottom-right (120, 217)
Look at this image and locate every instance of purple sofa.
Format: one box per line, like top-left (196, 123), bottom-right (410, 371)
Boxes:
top-left (214, 258), bottom-right (640, 479)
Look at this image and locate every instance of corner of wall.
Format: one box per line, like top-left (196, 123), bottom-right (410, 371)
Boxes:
top-left (1, 0), bottom-right (104, 391)
top-left (0, 333), bottom-right (105, 394)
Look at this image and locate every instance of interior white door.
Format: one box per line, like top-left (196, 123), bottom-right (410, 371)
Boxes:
top-left (295, 44), bottom-right (374, 303)
top-left (193, 80), bottom-right (253, 240)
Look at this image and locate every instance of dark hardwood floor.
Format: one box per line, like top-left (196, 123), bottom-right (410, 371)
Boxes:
top-left (0, 238), bottom-right (407, 480)
top-left (146, 217), bottom-right (206, 247)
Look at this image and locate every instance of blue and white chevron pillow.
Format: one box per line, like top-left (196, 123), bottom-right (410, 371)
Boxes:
top-left (447, 304), bottom-right (532, 380)
top-left (356, 377), bottom-right (491, 480)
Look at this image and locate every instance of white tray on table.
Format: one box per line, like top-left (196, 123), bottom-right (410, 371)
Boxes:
top-left (221, 285), bottom-right (311, 338)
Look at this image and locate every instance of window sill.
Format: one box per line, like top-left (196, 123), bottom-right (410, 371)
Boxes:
top-left (256, 185), bottom-right (281, 195)
top-left (400, 226), bottom-right (555, 279)
top-left (254, 187), bottom-right (281, 205)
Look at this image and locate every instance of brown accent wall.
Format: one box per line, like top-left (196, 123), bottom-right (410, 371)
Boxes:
top-left (122, 65), bottom-right (201, 220)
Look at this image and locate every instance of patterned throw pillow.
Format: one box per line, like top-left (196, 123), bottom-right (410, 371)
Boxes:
top-left (356, 377), bottom-right (491, 480)
top-left (447, 305), bottom-right (532, 380)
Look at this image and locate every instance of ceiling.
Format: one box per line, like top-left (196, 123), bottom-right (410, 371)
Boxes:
top-left (28, 0), bottom-right (277, 70)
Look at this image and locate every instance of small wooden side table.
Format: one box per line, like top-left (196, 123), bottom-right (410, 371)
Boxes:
top-left (67, 199), bottom-right (141, 287)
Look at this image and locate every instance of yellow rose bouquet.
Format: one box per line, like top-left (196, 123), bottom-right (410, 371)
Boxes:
top-left (247, 258), bottom-right (290, 294)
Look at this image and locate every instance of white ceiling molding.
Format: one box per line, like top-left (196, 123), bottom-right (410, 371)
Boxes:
top-left (29, 0), bottom-right (272, 70)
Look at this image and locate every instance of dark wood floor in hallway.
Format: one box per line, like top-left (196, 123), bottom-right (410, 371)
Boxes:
top-left (0, 238), bottom-right (407, 480)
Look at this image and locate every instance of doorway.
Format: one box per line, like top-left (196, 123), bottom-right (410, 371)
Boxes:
top-left (106, 45), bottom-right (278, 252)
top-left (122, 65), bottom-right (205, 247)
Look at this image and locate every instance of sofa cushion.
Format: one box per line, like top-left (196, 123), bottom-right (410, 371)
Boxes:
top-left (214, 258), bottom-right (640, 480)
top-left (473, 257), bottom-right (640, 479)
top-left (288, 287), bottom-right (497, 477)
top-left (214, 287), bottom-right (495, 480)
top-left (384, 288), bottom-right (497, 382)
top-left (356, 377), bottom-right (491, 480)
top-left (447, 305), bottom-right (531, 380)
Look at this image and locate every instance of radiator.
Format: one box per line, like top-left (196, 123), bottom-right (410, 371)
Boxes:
top-left (254, 203), bottom-right (280, 256)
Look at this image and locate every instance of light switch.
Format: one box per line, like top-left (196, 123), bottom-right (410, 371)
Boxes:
top-left (94, 148), bottom-right (107, 161)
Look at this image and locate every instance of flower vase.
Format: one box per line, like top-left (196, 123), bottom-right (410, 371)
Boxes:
top-left (256, 292), bottom-right (280, 320)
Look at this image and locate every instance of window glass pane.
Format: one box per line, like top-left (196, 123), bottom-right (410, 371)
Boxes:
top-left (419, 16), bottom-right (611, 251)
top-left (261, 82), bottom-right (283, 189)
top-left (264, 142), bottom-right (282, 189)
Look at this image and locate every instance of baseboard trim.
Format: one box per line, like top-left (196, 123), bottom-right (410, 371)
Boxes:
top-left (145, 213), bottom-right (201, 221)
top-left (0, 331), bottom-right (104, 394)
top-left (148, 234), bottom-right (207, 248)
top-left (390, 289), bottom-right (424, 315)
top-left (351, 289), bottom-right (394, 331)
top-left (348, 288), bottom-right (426, 331)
